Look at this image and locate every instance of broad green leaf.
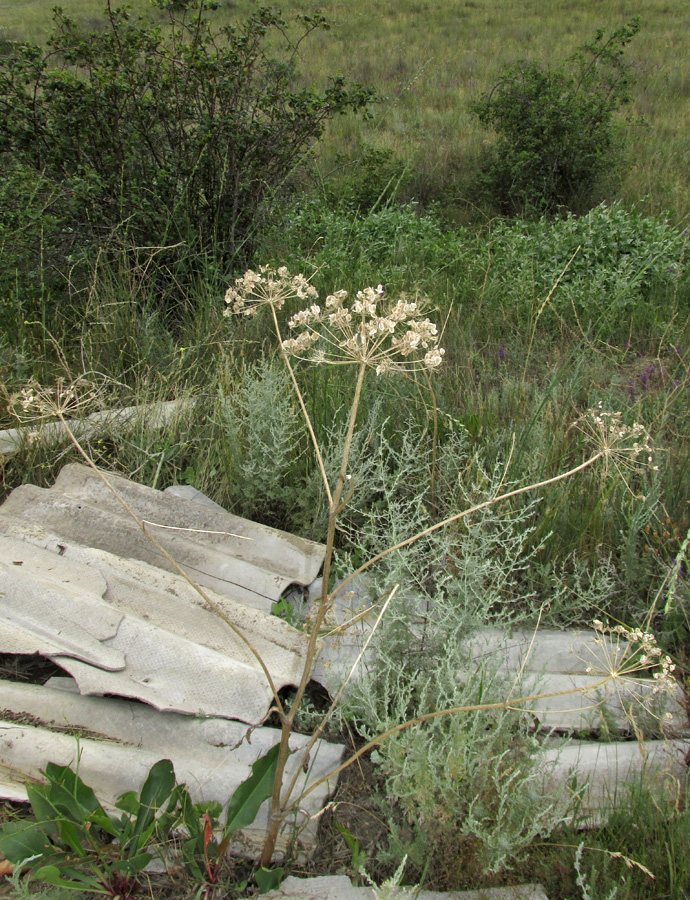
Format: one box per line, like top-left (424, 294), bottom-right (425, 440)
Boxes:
top-left (25, 783), bottom-right (64, 834)
top-left (33, 863), bottom-right (109, 893)
top-left (28, 776), bottom-right (105, 831)
top-left (44, 763), bottom-right (102, 815)
top-left (110, 851), bottom-right (152, 874)
top-left (131, 759), bottom-right (176, 844)
top-left (0, 820), bottom-right (52, 863)
top-left (225, 744), bottom-right (280, 834)
top-left (255, 866), bottom-right (284, 894)
top-left (55, 819), bottom-right (88, 856)
top-left (115, 791), bottom-right (140, 816)
top-left (88, 806), bottom-right (119, 839)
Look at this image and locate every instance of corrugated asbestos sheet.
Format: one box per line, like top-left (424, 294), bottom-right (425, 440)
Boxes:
top-left (0, 463), bottom-right (340, 856)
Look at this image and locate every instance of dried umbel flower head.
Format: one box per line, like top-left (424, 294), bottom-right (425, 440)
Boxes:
top-left (590, 619), bottom-right (677, 695)
top-left (8, 377), bottom-right (93, 423)
top-left (223, 265), bottom-right (317, 317)
top-left (283, 285), bottom-right (445, 375)
top-left (573, 403), bottom-right (657, 493)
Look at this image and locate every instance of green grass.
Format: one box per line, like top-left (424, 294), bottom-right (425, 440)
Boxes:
top-left (2, 0), bottom-right (689, 220)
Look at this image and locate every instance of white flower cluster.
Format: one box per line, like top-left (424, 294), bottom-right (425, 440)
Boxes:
top-left (282, 285), bottom-right (445, 375)
top-left (223, 266), bottom-right (318, 317)
top-left (591, 619), bottom-right (676, 693)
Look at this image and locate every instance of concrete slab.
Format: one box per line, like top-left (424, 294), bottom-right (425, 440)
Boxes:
top-left (463, 628), bottom-right (630, 676)
top-left (0, 463), bottom-right (325, 612)
top-left (0, 400), bottom-right (191, 458)
top-left (508, 672), bottom-right (687, 736)
top-left (164, 483), bottom-right (227, 511)
top-left (0, 533), bottom-right (309, 722)
top-left (539, 738), bottom-right (688, 825)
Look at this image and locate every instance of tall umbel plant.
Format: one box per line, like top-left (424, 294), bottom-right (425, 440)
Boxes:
top-left (222, 267), bottom-right (669, 868)
top-left (7, 272), bottom-right (673, 877)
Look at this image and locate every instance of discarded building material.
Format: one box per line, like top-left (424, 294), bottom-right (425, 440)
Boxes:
top-left (0, 680), bottom-right (342, 856)
top-left (264, 875), bottom-right (550, 900)
top-left (539, 737), bottom-right (688, 827)
top-left (0, 400), bottom-right (191, 458)
top-left (0, 463), bottom-right (687, 858)
top-left (0, 529), bottom-right (310, 722)
top-left (0, 463), bottom-right (325, 613)
top-left (463, 627), bottom-right (688, 735)
top-left (0, 465), bottom-right (338, 856)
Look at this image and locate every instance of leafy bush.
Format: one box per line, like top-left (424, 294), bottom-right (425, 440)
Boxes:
top-left (0, 0), bottom-right (373, 300)
top-left (472, 18), bottom-right (641, 214)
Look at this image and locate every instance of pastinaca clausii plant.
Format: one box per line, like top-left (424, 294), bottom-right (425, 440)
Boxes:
top-left (8, 266), bottom-right (675, 876)
top-left (221, 265), bottom-right (673, 868)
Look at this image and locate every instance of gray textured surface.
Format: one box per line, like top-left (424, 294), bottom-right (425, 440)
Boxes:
top-left (0, 400), bottom-right (190, 457)
top-left (539, 737), bottom-right (688, 825)
top-left (265, 875), bottom-right (550, 900)
top-left (0, 463), bottom-right (325, 611)
top-left (0, 681), bottom-right (343, 856)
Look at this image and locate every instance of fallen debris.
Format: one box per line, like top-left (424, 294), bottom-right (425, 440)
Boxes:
top-left (264, 875), bottom-right (550, 900)
top-left (0, 400), bottom-right (191, 458)
top-left (0, 464), bottom-right (687, 860)
top-left (0, 680), bottom-right (342, 857)
top-left (0, 463), bottom-right (338, 857)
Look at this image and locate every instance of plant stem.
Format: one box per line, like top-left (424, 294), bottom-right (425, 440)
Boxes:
top-left (260, 360), bottom-right (367, 866)
top-left (270, 302), bottom-right (333, 506)
top-left (329, 449), bottom-right (605, 606)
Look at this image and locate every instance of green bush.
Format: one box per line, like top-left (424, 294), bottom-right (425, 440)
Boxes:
top-left (0, 0), bottom-right (373, 301)
top-left (472, 18), bottom-right (641, 215)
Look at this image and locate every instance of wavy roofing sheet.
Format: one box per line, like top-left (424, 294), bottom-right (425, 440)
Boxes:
top-left (0, 463), bottom-right (326, 721)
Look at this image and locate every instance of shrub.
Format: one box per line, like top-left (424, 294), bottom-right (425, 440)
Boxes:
top-left (0, 0), bottom-right (373, 301)
top-left (472, 18), bottom-right (641, 215)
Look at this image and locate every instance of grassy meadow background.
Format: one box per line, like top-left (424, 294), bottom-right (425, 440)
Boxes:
top-left (1, 0), bottom-right (690, 897)
top-left (1, 0), bottom-right (690, 219)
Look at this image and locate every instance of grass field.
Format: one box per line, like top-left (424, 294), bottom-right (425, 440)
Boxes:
top-left (2, 0), bottom-right (689, 220)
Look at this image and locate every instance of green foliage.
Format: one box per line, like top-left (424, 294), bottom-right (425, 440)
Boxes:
top-left (176, 743), bottom-right (280, 885)
top-left (254, 866), bottom-right (285, 894)
top-left (0, 747), bottom-right (280, 895)
top-left (481, 202), bottom-right (690, 347)
top-left (472, 18), bottom-right (641, 214)
top-left (320, 146), bottom-right (410, 214)
top-left (0, 759), bottom-right (178, 896)
top-left (214, 358), bottom-right (305, 528)
top-left (0, 0), bottom-right (373, 303)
